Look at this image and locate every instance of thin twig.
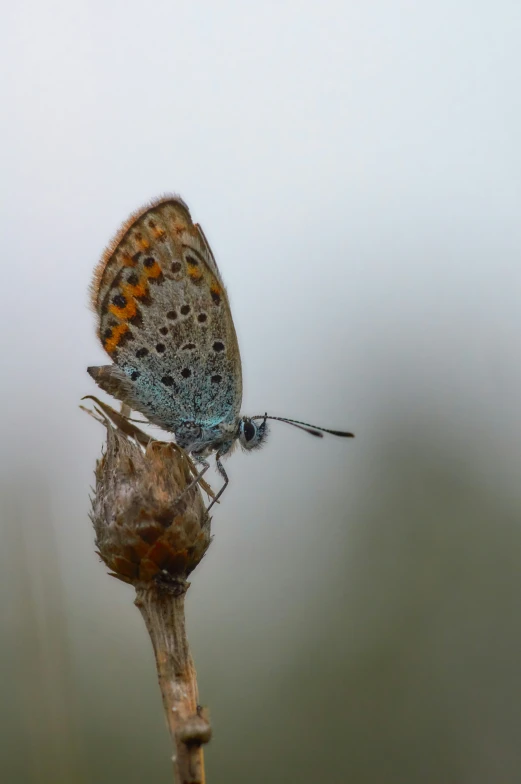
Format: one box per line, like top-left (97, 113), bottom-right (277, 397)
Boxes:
top-left (135, 580), bottom-right (211, 784)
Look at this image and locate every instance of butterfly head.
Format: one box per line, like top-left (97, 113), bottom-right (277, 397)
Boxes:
top-left (238, 415), bottom-right (269, 451)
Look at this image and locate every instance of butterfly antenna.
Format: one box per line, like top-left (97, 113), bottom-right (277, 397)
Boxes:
top-left (251, 414), bottom-right (354, 438)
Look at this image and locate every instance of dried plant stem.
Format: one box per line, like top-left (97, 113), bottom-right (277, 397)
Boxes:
top-left (135, 580), bottom-right (210, 784)
top-left (87, 399), bottom-right (213, 782)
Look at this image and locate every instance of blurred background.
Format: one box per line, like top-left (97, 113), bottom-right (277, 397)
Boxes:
top-left (2, 1), bottom-right (521, 782)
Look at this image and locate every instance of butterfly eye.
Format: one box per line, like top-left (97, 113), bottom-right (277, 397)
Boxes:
top-left (238, 417), bottom-right (268, 451)
top-left (243, 420), bottom-right (256, 442)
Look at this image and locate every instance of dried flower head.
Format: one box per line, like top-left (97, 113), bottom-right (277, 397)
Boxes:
top-left (90, 420), bottom-right (211, 585)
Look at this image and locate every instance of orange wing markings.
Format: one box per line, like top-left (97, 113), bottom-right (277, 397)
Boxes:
top-left (188, 265), bottom-right (204, 282)
top-left (104, 324), bottom-right (129, 354)
top-left (91, 193), bottom-right (191, 311)
top-left (109, 297), bottom-right (138, 321)
top-left (135, 232), bottom-right (150, 251)
top-left (105, 260), bottom-right (165, 336)
top-left (122, 279), bottom-right (148, 300)
top-left (145, 261), bottom-right (162, 279)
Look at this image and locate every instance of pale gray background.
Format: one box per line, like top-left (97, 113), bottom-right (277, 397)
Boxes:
top-left (2, 1), bottom-right (521, 782)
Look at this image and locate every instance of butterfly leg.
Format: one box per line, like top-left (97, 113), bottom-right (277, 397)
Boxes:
top-left (174, 458), bottom-right (210, 506)
top-left (206, 447), bottom-right (231, 512)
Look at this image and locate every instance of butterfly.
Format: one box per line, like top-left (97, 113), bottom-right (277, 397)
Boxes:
top-left (88, 195), bottom-right (353, 508)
